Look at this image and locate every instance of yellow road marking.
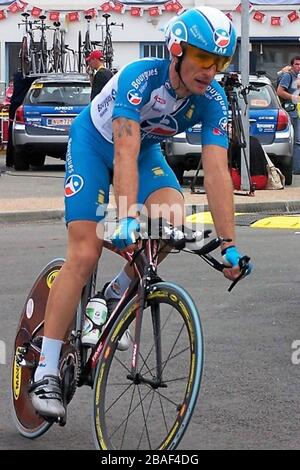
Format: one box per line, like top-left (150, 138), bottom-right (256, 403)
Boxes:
top-left (186, 212), bottom-right (244, 225)
top-left (251, 216), bottom-right (300, 229)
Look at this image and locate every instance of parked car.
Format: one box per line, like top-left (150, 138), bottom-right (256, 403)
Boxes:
top-left (164, 72), bottom-right (294, 185)
top-left (12, 73), bottom-right (91, 170)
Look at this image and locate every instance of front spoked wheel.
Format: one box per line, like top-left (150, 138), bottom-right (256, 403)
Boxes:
top-left (93, 282), bottom-right (204, 450)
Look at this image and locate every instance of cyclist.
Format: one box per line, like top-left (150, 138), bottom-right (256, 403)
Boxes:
top-left (29, 6), bottom-right (251, 419)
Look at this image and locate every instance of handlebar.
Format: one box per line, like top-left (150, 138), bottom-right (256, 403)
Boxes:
top-left (126, 220), bottom-right (251, 292)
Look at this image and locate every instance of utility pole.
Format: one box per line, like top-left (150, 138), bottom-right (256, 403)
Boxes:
top-left (240, 0), bottom-right (250, 191)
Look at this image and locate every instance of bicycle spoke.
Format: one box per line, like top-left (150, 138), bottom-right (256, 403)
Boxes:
top-left (158, 392), bottom-right (169, 433)
top-left (105, 382), bottom-right (133, 414)
top-left (142, 346), bottom-right (190, 377)
top-left (107, 386), bottom-right (153, 441)
top-left (161, 323), bottom-right (186, 375)
top-left (136, 384), bottom-right (153, 450)
top-left (151, 388), bottom-right (182, 408)
top-left (120, 384), bottom-right (137, 449)
top-left (113, 353), bottom-right (132, 375)
top-left (94, 284), bottom-right (203, 450)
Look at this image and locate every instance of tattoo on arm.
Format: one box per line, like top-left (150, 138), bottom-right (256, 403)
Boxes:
top-left (115, 119), bottom-right (133, 139)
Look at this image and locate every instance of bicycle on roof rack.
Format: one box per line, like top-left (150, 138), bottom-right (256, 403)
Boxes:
top-left (18, 12), bottom-right (38, 77)
top-left (19, 13), bottom-right (67, 76)
top-left (96, 13), bottom-right (124, 70)
top-left (11, 218), bottom-right (250, 449)
top-left (77, 15), bottom-right (102, 73)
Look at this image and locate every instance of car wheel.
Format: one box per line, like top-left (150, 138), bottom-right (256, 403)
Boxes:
top-left (14, 146), bottom-right (30, 171)
top-left (30, 154), bottom-right (46, 168)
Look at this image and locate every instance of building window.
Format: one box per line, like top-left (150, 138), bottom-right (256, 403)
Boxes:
top-left (141, 43), bottom-right (170, 59)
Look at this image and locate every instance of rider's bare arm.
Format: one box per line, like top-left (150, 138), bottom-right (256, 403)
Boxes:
top-left (202, 145), bottom-right (243, 281)
top-left (112, 117), bottom-right (141, 219)
top-left (202, 144), bottom-right (235, 248)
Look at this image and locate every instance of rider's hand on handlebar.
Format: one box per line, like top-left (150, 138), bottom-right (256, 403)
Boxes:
top-left (221, 245), bottom-right (252, 281)
top-left (112, 217), bottom-right (140, 249)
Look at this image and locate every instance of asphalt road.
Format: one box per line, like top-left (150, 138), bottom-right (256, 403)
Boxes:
top-left (1, 221), bottom-right (300, 449)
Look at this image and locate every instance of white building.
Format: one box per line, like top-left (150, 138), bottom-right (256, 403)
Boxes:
top-left (1, 0), bottom-right (300, 83)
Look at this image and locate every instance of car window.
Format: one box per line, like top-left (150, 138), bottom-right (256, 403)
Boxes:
top-left (248, 84), bottom-right (276, 109)
top-left (26, 82), bottom-right (91, 106)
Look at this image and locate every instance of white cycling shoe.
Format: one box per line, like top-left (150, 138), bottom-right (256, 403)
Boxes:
top-left (29, 374), bottom-right (65, 419)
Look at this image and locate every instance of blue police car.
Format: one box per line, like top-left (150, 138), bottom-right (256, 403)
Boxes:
top-left (12, 73), bottom-right (91, 170)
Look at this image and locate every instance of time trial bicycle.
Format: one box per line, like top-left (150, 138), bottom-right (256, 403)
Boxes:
top-left (11, 219), bottom-right (250, 450)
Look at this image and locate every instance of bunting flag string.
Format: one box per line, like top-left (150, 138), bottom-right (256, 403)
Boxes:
top-left (0, 1), bottom-right (299, 28)
top-left (227, 2), bottom-right (300, 27)
top-left (0, 1), bottom-right (184, 23)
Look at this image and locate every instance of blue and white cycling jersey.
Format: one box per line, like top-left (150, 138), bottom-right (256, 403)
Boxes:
top-left (90, 58), bottom-right (229, 149)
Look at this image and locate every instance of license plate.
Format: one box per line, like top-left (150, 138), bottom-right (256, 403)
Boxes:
top-left (47, 117), bottom-right (73, 126)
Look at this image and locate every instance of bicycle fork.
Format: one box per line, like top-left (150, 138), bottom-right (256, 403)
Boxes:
top-left (127, 279), bottom-right (166, 390)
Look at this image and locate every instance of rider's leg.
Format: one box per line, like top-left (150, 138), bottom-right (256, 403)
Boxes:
top-left (30, 222), bottom-right (103, 418)
top-left (35, 221), bottom-right (103, 378)
top-left (31, 107), bottom-right (112, 417)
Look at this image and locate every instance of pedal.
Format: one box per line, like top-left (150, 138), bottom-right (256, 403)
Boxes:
top-left (57, 410), bottom-right (67, 427)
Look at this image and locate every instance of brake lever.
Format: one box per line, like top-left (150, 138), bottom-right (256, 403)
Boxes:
top-left (228, 256), bottom-right (251, 292)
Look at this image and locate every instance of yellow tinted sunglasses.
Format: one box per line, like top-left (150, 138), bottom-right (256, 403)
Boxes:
top-left (184, 44), bottom-right (232, 72)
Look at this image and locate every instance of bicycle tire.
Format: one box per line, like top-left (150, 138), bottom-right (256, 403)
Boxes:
top-left (78, 31), bottom-right (82, 73)
top-left (60, 29), bottom-right (66, 73)
top-left (11, 258), bottom-right (67, 439)
top-left (20, 36), bottom-right (30, 77)
top-left (84, 30), bottom-right (92, 58)
top-left (52, 32), bottom-right (61, 73)
top-left (39, 36), bottom-right (48, 73)
top-left (104, 34), bottom-right (113, 70)
top-left (92, 281), bottom-right (204, 450)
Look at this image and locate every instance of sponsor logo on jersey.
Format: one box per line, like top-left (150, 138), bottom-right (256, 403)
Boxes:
top-left (141, 115), bottom-right (178, 136)
top-left (131, 68), bottom-right (158, 90)
top-left (152, 167), bottom-right (165, 177)
top-left (65, 174), bottom-right (84, 197)
top-left (219, 116), bottom-right (228, 131)
top-left (213, 128), bottom-right (223, 136)
top-left (127, 89), bottom-right (142, 106)
top-left (185, 105), bottom-right (195, 120)
top-left (213, 29), bottom-right (230, 49)
top-left (97, 91), bottom-right (116, 115)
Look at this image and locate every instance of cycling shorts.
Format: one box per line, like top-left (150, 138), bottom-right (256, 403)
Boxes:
top-left (64, 106), bottom-right (182, 224)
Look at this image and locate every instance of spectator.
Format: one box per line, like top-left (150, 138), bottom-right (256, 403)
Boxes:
top-left (277, 56), bottom-right (300, 175)
top-left (86, 50), bottom-right (113, 100)
top-left (6, 71), bottom-right (35, 168)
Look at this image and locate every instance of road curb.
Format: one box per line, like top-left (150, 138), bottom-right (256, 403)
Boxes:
top-left (187, 200), bottom-right (300, 214)
top-left (0, 201), bottom-right (300, 223)
top-left (0, 210), bottom-right (65, 223)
